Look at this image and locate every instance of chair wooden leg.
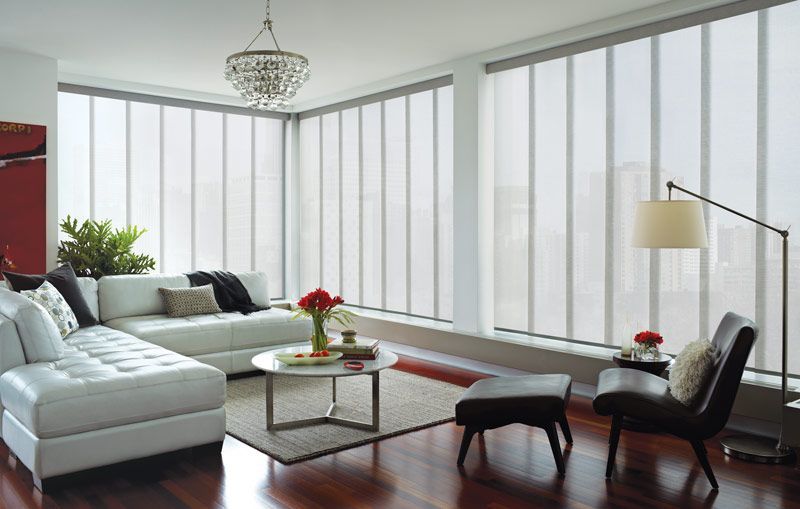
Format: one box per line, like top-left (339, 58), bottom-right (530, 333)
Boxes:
top-left (544, 423), bottom-right (566, 475)
top-left (605, 414), bottom-right (623, 479)
top-left (457, 426), bottom-right (477, 465)
top-left (559, 414), bottom-right (573, 445)
top-left (690, 440), bottom-right (719, 490)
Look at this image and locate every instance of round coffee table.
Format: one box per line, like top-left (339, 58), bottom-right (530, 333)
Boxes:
top-left (251, 346), bottom-right (398, 432)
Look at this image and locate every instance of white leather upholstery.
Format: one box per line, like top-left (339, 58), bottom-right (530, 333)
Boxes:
top-left (105, 308), bottom-right (311, 372)
top-left (223, 309), bottom-right (309, 349)
top-left (99, 274), bottom-right (190, 322)
top-left (0, 316), bottom-right (26, 437)
top-left (3, 407), bottom-right (225, 480)
top-left (75, 277), bottom-right (99, 322)
top-left (0, 316), bottom-right (26, 377)
top-left (104, 314), bottom-right (232, 356)
top-left (0, 289), bottom-right (64, 363)
top-left (236, 271), bottom-right (270, 307)
top-left (0, 270), bottom-right (307, 484)
top-left (0, 325), bottom-right (225, 439)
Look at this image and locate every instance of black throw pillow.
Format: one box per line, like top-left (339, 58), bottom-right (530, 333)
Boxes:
top-left (3, 263), bottom-right (99, 327)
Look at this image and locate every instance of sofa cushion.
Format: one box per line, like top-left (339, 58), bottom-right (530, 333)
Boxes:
top-left (0, 289), bottom-right (64, 363)
top-left (105, 308), bottom-right (311, 358)
top-left (236, 271), bottom-right (270, 307)
top-left (223, 309), bottom-right (311, 350)
top-left (0, 325), bottom-right (225, 439)
top-left (99, 274), bottom-right (190, 321)
top-left (75, 277), bottom-right (99, 323)
top-left (0, 316), bottom-right (26, 377)
top-left (104, 314), bottom-right (232, 356)
top-left (3, 263), bottom-right (98, 327)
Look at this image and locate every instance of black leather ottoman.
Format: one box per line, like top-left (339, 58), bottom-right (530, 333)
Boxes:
top-left (455, 374), bottom-right (573, 474)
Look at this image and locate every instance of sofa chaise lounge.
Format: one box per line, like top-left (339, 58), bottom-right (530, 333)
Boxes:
top-left (0, 271), bottom-right (310, 490)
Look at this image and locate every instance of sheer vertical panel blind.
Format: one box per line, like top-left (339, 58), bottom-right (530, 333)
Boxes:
top-left (58, 88), bottom-right (287, 298)
top-left (298, 80), bottom-right (454, 321)
top-left (492, 1), bottom-right (800, 375)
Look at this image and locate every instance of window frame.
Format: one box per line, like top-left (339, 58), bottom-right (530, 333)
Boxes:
top-left (57, 84), bottom-right (288, 299)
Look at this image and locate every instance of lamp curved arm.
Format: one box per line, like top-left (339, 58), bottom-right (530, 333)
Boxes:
top-left (666, 180), bottom-right (789, 238)
top-left (665, 180), bottom-right (792, 451)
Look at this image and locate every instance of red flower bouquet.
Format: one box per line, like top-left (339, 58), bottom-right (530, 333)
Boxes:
top-left (293, 288), bottom-right (355, 352)
top-left (633, 330), bottom-right (663, 360)
top-left (633, 330), bottom-right (664, 347)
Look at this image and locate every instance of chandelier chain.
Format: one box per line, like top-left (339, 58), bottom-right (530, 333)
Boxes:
top-left (243, 25), bottom-right (266, 52)
top-left (225, 0), bottom-right (310, 110)
top-left (243, 0), bottom-right (281, 52)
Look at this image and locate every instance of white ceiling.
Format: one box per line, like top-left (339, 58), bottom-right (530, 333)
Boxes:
top-left (1, 0), bottom-right (679, 108)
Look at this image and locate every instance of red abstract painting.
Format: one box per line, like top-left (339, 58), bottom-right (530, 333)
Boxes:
top-left (0, 121), bottom-right (46, 277)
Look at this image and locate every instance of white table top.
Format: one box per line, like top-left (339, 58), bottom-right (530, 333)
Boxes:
top-left (251, 345), bottom-right (398, 378)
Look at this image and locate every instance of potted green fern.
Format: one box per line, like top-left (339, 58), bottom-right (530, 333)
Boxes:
top-left (57, 216), bottom-right (156, 279)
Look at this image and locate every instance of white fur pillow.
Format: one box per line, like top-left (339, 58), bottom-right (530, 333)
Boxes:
top-left (669, 338), bottom-right (717, 405)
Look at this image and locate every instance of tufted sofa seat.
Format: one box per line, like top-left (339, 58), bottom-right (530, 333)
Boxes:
top-left (0, 326), bottom-right (225, 439)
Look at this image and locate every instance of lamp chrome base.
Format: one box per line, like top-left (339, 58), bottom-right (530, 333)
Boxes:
top-left (720, 434), bottom-right (796, 464)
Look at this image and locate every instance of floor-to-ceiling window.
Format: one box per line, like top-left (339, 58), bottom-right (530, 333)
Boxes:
top-left (298, 78), bottom-right (454, 321)
top-left (58, 88), bottom-right (286, 298)
top-left (492, 1), bottom-right (800, 375)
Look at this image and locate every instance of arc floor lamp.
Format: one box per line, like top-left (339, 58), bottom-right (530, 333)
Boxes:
top-left (632, 179), bottom-right (794, 464)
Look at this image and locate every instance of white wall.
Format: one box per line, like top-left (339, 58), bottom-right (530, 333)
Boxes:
top-left (0, 48), bottom-right (58, 269)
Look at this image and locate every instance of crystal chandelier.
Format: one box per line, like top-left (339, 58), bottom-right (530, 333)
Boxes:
top-left (224, 0), bottom-right (310, 111)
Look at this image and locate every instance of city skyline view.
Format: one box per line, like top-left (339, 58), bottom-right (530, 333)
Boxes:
top-left (494, 2), bottom-right (800, 376)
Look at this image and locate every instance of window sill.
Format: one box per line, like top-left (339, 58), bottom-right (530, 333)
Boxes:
top-left (344, 305), bottom-right (798, 394)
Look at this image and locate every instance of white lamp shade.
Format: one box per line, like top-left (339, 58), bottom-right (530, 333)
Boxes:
top-left (632, 200), bottom-right (709, 248)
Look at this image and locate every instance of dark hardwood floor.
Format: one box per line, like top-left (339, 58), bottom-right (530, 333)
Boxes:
top-left (1, 356), bottom-right (798, 508)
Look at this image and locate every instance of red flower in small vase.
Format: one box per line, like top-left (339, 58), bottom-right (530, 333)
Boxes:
top-left (633, 330), bottom-right (664, 348)
top-left (293, 288), bottom-right (356, 353)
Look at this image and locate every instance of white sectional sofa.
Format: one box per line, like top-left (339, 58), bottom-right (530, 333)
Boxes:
top-left (97, 272), bottom-right (311, 374)
top-left (0, 271), bottom-right (310, 490)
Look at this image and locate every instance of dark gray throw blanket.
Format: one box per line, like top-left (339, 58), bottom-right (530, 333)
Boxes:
top-left (186, 271), bottom-right (269, 315)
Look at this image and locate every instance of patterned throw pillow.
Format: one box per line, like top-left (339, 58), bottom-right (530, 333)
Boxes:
top-left (21, 281), bottom-right (79, 338)
top-left (158, 284), bottom-right (222, 318)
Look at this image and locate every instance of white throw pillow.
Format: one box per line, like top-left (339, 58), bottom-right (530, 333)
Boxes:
top-left (236, 271), bottom-right (270, 307)
top-left (0, 288), bottom-right (64, 363)
top-left (21, 281), bottom-right (79, 338)
top-left (669, 338), bottom-right (716, 406)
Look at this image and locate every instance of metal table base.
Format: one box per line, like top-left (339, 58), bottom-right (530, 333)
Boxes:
top-left (265, 372), bottom-right (380, 432)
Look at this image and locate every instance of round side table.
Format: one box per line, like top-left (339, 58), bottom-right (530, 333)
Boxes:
top-left (612, 351), bottom-right (673, 432)
top-left (612, 351), bottom-right (673, 376)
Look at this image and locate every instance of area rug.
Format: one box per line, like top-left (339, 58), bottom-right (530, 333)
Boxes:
top-left (225, 369), bottom-right (463, 463)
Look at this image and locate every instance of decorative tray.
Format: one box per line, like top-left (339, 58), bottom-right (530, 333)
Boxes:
top-left (275, 351), bottom-right (344, 366)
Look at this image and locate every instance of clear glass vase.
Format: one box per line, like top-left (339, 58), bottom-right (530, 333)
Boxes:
top-left (310, 316), bottom-right (328, 352)
top-left (634, 343), bottom-right (659, 360)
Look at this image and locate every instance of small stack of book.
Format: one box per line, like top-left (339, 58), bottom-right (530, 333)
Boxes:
top-left (327, 337), bottom-right (380, 360)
